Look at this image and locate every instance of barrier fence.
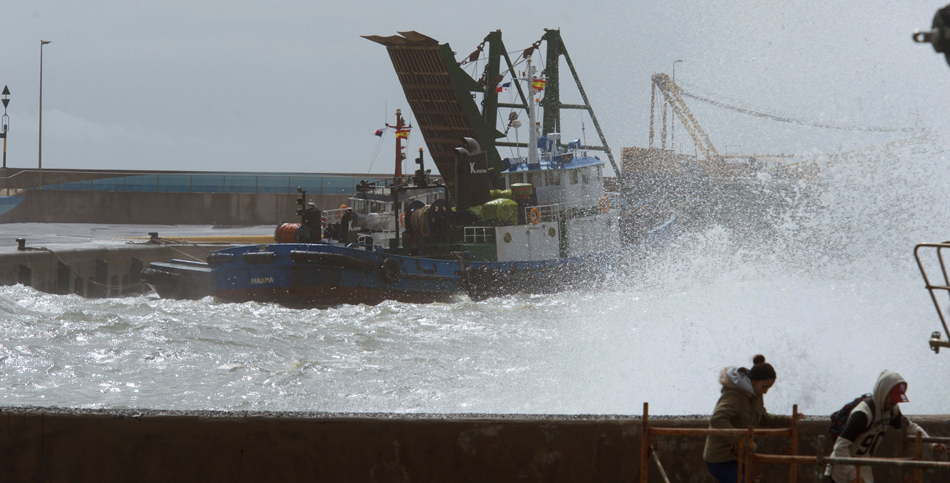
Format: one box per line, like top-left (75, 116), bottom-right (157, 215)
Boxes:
top-left (639, 402), bottom-right (950, 483)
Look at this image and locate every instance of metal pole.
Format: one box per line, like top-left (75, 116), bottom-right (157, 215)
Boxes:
top-left (823, 455), bottom-right (950, 470)
top-left (661, 98), bottom-right (667, 151)
top-left (790, 404), bottom-right (799, 483)
top-left (648, 82), bottom-right (655, 149)
top-left (38, 40), bottom-right (51, 189)
top-left (745, 426), bottom-right (755, 483)
top-left (736, 435), bottom-right (745, 483)
top-left (649, 447), bottom-right (672, 483)
top-left (2, 85), bottom-right (8, 170)
top-left (671, 60), bottom-right (683, 153)
top-left (640, 402), bottom-right (649, 483)
top-left (904, 436), bottom-right (950, 444)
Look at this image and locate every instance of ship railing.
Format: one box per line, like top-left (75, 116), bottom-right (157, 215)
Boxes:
top-left (913, 242), bottom-right (950, 353)
top-left (323, 208), bottom-right (345, 226)
top-left (525, 203), bottom-right (560, 224)
top-left (641, 402), bottom-right (950, 483)
top-left (463, 226), bottom-right (494, 244)
top-left (346, 242), bottom-right (383, 252)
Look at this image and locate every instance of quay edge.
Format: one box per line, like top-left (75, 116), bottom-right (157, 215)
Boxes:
top-left (0, 243), bottom-right (217, 297)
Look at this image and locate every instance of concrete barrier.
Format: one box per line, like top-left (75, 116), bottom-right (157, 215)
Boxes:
top-left (0, 190), bottom-right (352, 225)
top-left (0, 407), bottom-right (947, 482)
top-left (0, 244), bottom-right (214, 296)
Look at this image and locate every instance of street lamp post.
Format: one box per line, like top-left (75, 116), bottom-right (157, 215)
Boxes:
top-left (2, 85), bottom-right (9, 170)
top-left (38, 40), bottom-right (51, 189)
top-left (671, 60), bottom-right (683, 154)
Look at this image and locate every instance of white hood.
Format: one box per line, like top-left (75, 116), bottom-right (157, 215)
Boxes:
top-left (872, 370), bottom-right (907, 421)
top-left (719, 366), bottom-right (755, 398)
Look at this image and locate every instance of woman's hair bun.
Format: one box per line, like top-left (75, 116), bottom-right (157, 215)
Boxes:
top-left (752, 354), bottom-right (766, 365)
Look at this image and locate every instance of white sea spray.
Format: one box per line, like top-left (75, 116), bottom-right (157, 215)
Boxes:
top-left (2, 135), bottom-right (950, 415)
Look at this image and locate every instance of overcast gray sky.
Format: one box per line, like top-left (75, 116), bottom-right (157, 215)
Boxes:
top-left (3, 0), bottom-right (948, 176)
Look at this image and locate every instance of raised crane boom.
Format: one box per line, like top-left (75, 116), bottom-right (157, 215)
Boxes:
top-left (650, 73), bottom-right (720, 163)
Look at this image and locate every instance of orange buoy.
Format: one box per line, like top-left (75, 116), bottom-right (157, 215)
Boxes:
top-left (528, 207), bottom-right (541, 224)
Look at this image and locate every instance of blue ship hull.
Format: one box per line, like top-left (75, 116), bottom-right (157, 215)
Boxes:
top-left (208, 243), bottom-right (609, 306)
top-left (207, 214), bottom-right (677, 307)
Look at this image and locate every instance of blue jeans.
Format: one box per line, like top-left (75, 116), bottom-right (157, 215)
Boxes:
top-left (706, 460), bottom-right (741, 483)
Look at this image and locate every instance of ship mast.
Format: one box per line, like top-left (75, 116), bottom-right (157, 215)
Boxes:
top-left (527, 57), bottom-right (539, 165)
top-left (387, 109), bottom-right (411, 184)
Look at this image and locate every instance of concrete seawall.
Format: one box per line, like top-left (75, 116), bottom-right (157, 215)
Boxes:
top-left (1, 407), bottom-right (947, 482)
top-left (0, 190), bottom-right (352, 225)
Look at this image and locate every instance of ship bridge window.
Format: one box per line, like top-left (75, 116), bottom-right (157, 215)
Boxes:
top-left (508, 172), bottom-right (524, 188)
top-left (544, 170), bottom-right (561, 186)
top-left (582, 167), bottom-right (591, 185)
top-left (570, 169), bottom-right (579, 185)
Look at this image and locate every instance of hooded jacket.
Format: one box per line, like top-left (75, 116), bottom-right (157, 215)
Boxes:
top-left (827, 370), bottom-right (932, 483)
top-left (703, 367), bottom-right (790, 464)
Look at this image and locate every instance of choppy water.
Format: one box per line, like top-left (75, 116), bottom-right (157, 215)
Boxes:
top-left (2, 134), bottom-right (950, 416)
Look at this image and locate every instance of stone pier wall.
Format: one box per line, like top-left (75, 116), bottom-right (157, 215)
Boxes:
top-left (1, 407), bottom-right (947, 482)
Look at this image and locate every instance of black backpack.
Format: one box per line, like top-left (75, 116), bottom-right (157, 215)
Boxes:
top-left (828, 394), bottom-right (875, 441)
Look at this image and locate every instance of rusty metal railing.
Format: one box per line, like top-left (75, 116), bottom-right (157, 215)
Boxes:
top-left (640, 403), bottom-right (950, 482)
top-left (815, 432), bottom-right (950, 482)
top-left (639, 402), bottom-right (800, 483)
top-left (914, 243), bottom-right (950, 353)
top-left (647, 442), bottom-right (672, 483)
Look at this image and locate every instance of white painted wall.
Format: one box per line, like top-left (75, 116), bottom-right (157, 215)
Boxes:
top-left (495, 222), bottom-right (560, 262)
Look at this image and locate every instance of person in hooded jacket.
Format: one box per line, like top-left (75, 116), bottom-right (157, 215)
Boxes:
top-left (826, 370), bottom-right (947, 483)
top-left (703, 354), bottom-right (802, 483)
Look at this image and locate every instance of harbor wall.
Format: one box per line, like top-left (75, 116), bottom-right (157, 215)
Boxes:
top-left (0, 189), bottom-right (352, 225)
top-left (0, 244), bottom-right (213, 297)
top-left (0, 407), bottom-right (947, 482)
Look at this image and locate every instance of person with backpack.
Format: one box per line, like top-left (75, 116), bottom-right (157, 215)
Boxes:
top-left (703, 354), bottom-right (803, 483)
top-left (825, 370), bottom-right (947, 483)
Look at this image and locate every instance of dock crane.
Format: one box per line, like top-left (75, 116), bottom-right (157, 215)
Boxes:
top-left (650, 72), bottom-right (721, 164)
top-left (643, 73), bottom-right (820, 183)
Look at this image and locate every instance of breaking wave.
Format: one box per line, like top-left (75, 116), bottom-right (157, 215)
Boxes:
top-left (1, 134), bottom-right (949, 415)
